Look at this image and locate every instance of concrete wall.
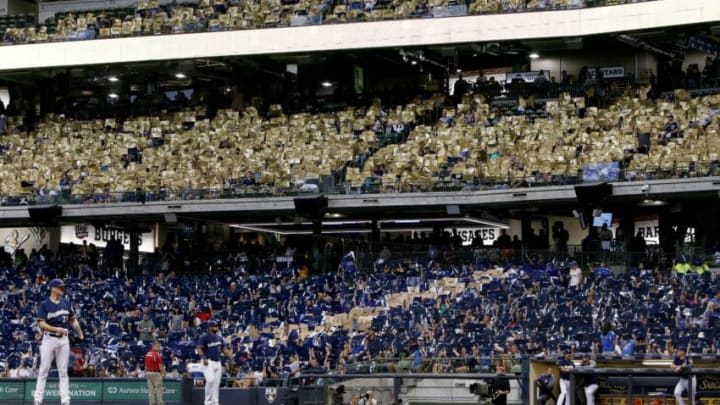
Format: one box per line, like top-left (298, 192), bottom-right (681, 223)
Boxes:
top-left (682, 50), bottom-right (713, 71)
top-left (0, 0), bottom-right (717, 71)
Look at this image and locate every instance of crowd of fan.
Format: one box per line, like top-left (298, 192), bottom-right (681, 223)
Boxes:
top-left (1, 76), bottom-right (720, 205)
top-left (1, 0), bottom-right (652, 45)
top-left (0, 238), bottom-right (718, 386)
top-left (454, 58), bottom-right (720, 103)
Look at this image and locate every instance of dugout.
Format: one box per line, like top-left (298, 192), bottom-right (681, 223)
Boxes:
top-left (529, 357), bottom-right (720, 405)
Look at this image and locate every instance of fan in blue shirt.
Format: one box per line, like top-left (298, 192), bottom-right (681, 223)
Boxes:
top-left (600, 322), bottom-right (617, 354)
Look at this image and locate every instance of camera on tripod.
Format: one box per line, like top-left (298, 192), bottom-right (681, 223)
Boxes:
top-left (468, 381), bottom-right (496, 404)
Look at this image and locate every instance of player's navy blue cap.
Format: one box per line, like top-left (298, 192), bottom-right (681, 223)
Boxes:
top-left (49, 279), bottom-right (65, 288)
top-left (207, 320), bottom-right (219, 327)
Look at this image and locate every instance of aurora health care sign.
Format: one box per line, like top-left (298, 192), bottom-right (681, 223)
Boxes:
top-left (0, 379), bottom-right (181, 403)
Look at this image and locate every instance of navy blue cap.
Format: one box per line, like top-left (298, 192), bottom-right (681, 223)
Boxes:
top-left (49, 279), bottom-right (65, 289)
top-left (207, 320), bottom-right (219, 328)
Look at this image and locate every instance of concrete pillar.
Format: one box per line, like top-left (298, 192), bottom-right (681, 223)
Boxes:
top-left (617, 216), bottom-right (634, 269)
top-left (128, 228), bottom-right (139, 276)
top-left (688, 199), bottom-right (719, 253)
top-left (370, 219), bottom-right (380, 256)
top-left (312, 218), bottom-right (322, 272)
top-left (520, 213), bottom-right (532, 255)
top-left (46, 226), bottom-right (60, 254)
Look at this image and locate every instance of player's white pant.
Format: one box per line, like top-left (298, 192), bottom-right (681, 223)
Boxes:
top-left (204, 360), bottom-right (222, 405)
top-left (35, 334), bottom-right (70, 404)
top-left (556, 378), bottom-right (570, 405)
top-left (674, 376), bottom-right (697, 405)
top-left (584, 384), bottom-right (598, 405)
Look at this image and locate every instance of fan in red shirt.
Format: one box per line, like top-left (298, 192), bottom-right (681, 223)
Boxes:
top-left (196, 305), bottom-right (212, 323)
top-left (144, 341), bottom-right (165, 405)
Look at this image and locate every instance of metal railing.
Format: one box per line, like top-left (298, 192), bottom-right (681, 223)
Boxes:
top-left (3, 162), bottom-right (719, 207)
top-left (334, 356), bottom-right (525, 375)
top-left (292, 371), bottom-right (528, 405)
top-left (345, 241), bottom-right (689, 270)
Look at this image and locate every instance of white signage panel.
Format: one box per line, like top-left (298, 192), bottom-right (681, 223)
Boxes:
top-left (444, 227), bottom-right (500, 246)
top-left (634, 220), bottom-right (659, 245)
top-left (61, 224), bottom-right (156, 253)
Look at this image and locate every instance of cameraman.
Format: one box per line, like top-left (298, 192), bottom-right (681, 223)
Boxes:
top-left (492, 365), bottom-right (511, 405)
top-left (535, 367), bottom-right (555, 405)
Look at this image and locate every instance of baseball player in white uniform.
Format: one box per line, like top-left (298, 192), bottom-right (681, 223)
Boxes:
top-left (197, 320), bottom-right (232, 405)
top-left (35, 279), bottom-right (84, 405)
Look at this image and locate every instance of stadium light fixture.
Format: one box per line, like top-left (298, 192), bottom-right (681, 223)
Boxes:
top-left (641, 359), bottom-right (672, 366)
top-left (323, 229), bottom-right (372, 234)
top-left (108, 93), bottom-right (119, 99)
top-left (378, 217), bottom-right (509, 229)
top-left (231, 217), bottom-right (510, 234)
top-left (175, 72), bottom-right (187, 79)
top-left (323, 221), bottom-right (372, 226)
top-left (232, 224), bottom-right (313, 235)
top-left (230, 223), bottom-right (372, 235)
top-left (321, 81), bottom-right (333, 88)
top-left (529, 52), bottom-right (540, 59)
top-left (231, 222), bottom-right (311, 227)
top-left (384, 227), bottom-right (433, 233)
top-left (230, 219), bottom-right (371, 229)
top-left (411, 60), bottom-right (418, 65)
top-left (460, 216), bottom-right (510, 229)
top-left (108, 76), bottom-right (119, 83)
top-left (639, 199), bottom-right (667, 207)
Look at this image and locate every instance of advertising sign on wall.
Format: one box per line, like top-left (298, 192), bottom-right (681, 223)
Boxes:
top-left (0, 380), bottom-right (24, 400)
top-left (60, 224), bottom-right (156, 253)
top-left (587, 66), bottom-right (626, 79)
top-left (444, 227), bottom-right (501, 246)
top-left (102, 380), bottom-right (181, 401)
top-left (27, 381), bottom-right (101, 401)
top-left (504, 70), bottom-right (551, 83)
top-left (0, 227), bottom-right (50, 255)
top-left (634, 219), bottom-right (660, 245)
top-left (0, 379), bottom-right (182, 402)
